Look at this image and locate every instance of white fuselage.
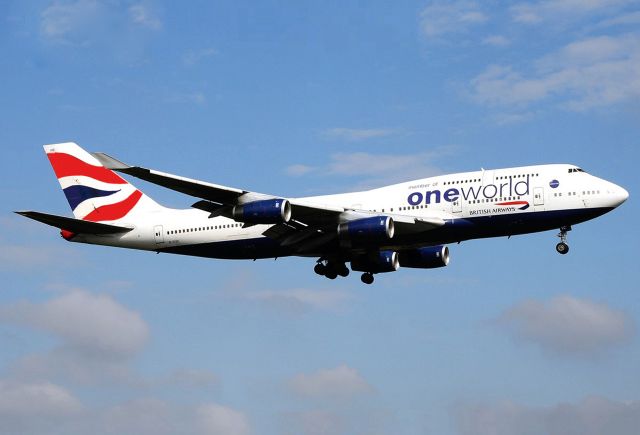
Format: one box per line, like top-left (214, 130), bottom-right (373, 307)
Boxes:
top-left (70, 164), bottom-right (628, 259)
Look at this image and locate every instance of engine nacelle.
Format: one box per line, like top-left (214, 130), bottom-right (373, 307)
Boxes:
top-left (232, 198), bottom-right (291, 224)
top-left (351, 250), bottom-right (399, 273)
top-left (338, 216), bottom-right (394, 245)
top-left (398, 245), bottom-right (450, 269)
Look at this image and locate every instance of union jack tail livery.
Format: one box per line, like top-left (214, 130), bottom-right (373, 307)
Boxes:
top-left (44, 142), bottom-right (163, 223)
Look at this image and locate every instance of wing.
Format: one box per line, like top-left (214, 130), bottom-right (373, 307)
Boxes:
top-left (92, 152), bottom-right (445, 249)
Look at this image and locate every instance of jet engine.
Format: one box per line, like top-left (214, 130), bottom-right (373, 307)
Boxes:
top-left (338, 216), bottom-right (394, 245)
top-left (398, 245), bottom-right (449, 269)
top-left (351, 250), bottom-right (399, 273)
top-left (232, 199), bottom-right (291, 224)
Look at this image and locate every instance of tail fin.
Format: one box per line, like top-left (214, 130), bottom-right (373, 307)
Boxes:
top-left (44, 142), bottom-right (163, 222)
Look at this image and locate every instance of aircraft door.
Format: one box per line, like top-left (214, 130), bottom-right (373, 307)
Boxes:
top-left (154, 225), bottom-right (164, 244)
top-left (533, 187), bottom-right (544, 206)
top-left (452, 199), bottom-right (462, 213)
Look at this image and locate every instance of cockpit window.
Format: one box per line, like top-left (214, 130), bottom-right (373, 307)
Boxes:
top-left (568, 167), bottom-right (586, 173)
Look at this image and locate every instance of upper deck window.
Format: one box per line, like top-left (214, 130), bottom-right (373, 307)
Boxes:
top-left (569, 167), bottom-right (586, 173)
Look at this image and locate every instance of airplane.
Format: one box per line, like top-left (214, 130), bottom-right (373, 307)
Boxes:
top-left (17, 142), bottom-right (628, 284)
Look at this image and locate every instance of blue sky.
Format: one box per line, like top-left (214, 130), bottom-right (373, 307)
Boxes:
top-left (1, 1), bottom-right (639, 434)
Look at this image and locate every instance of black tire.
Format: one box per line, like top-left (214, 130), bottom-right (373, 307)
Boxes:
top-left (325, 270), bottom-right (338, 279)
top-left (556, 242), bottom-right (569, 255)
top-left (360, 273), bottom-right (374, 285)
top-left (338, 266), bottom-right (350, 277)
top-left (314, 263), bottom-right (325, 275)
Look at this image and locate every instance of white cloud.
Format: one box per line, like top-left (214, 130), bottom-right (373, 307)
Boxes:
top-left (331, 148), bottom-right (453, 179)
top-left (0, 242), bottom-right (74, 269)
top-left (243, 289), bottom-right (351, 312)
top-left (0, 380), bottom-right (82, 434)
top-left (599, 10), bottom-right (640, 27)
top-left (496, 295), bottom-right (634, 356)
top-left (285, 148), bottom-right (454, 189)
top-left (0, 290), bottom-right (149, 385)
top-left (40, 0), bottom-right (104, 41)
top-left (323, 127), bottom-right (394, 141)
top-left (454, 396), bottom-right (640, 435)
top-left (282, 408), bottom-right (392, 435)
top-left (98, 398), bottom-right (250, 435)
top-left (482, 35), bottom-right (510, 47)
top-left (0, 290), bottom-right (244, 434)
top-left (40, 1), bottom-right (162, 47)
top-left (129, 3), bottom-right (162, 30)
top-left (165, 91), bottom-right (207, 105)
top-left (541, 34), bottom-right (634, 67)
top-left (470, 34), bottom-right (640, 111)
top-left (284, 409), bottom-right (346, 435)
top-left (183, 47), bottom-right (218, 66)
top-left (327, 151), bottom-right (430, 176)
top-left (101, 398), bottom-right (177, 435)
top-left (510, 3), bottom-right (543, 23)
top-left (329, 150), bottom-right (449, 186)
top-left (492, 111), bottom-right (536, 125)
top-left (161, 368), bottom-right (218, 389)
top-left (510, 0), bottom-right (634, 24)
top-left (10, 348), bottom-right (133, 386)
top-left (285, 164), bottom-right (315, 177)
top-left (289, 365), bottom-right (374, 398)
top-left (420, 1), bottom-right (488, 39)
top-left (196, 403), bottom-right (251, 435)
top-left (0, 290), bottom-right (148, 358)
top-left (0, 380), bottom-right (81, 417)
top-left (0, 386), bottom-right (251, 435)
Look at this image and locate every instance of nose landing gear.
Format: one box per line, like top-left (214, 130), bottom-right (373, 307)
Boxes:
top-left (556, 225), bottom-right (571, 255)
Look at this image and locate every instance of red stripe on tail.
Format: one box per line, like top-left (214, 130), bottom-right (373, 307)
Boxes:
top-left (47, 153), bottom-right (127, 184)
top-left (83, 190), bottom-right (142, 222)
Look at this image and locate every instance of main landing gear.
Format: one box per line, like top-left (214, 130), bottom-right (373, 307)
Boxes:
top-left (360, 272), bottom-right (374, 285)
top-left (314, 260), bottom-right (349, 280)
top-left (555, 225), bottom-right (571, 255)
top-left (314, 260), bottom-right (376, 284)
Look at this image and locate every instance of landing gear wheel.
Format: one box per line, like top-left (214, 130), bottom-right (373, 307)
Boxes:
top-left (556, 242), bottom-right (569, 255)
top-left (338, 266), bottom-right (350, 277)
top-left (314, 263), bottom-right (326, 275)
top-left (556, 225), bottom-right (572, 255)
top-left (360, 273), bottom-right (374, 285)
top-left (325, 269), bottom-right (338, 280)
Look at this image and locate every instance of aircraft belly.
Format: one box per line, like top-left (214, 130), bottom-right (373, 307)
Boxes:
top-left (444, 207), bottom-right (613, 241)
top-left (156, 207), bottom-right (614, 260)
top-left (158, 237), bottom-right (294, 260)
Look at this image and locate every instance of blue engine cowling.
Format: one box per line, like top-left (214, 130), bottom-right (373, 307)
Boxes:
top-left (398, 245), bottom-right (449, 269)
top-left (337, 216), bottom-right (394, 245)
top-left (232, 199), bottom-right (291, 224)
top-left (351, 250), bottom-right (399, 273)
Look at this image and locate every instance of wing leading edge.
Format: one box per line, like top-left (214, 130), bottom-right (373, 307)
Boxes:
top-left (91, 152), bottom-right (445, 237)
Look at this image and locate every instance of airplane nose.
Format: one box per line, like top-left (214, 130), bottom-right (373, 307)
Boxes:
top-left (612, 185), bottom-right (629, 207)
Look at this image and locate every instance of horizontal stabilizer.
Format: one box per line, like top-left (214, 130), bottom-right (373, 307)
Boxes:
top-left (15, 211), bottom-right (133, 234)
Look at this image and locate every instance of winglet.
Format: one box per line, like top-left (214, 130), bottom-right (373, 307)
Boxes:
top-left (91, 152), bottom-right (131, 170)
